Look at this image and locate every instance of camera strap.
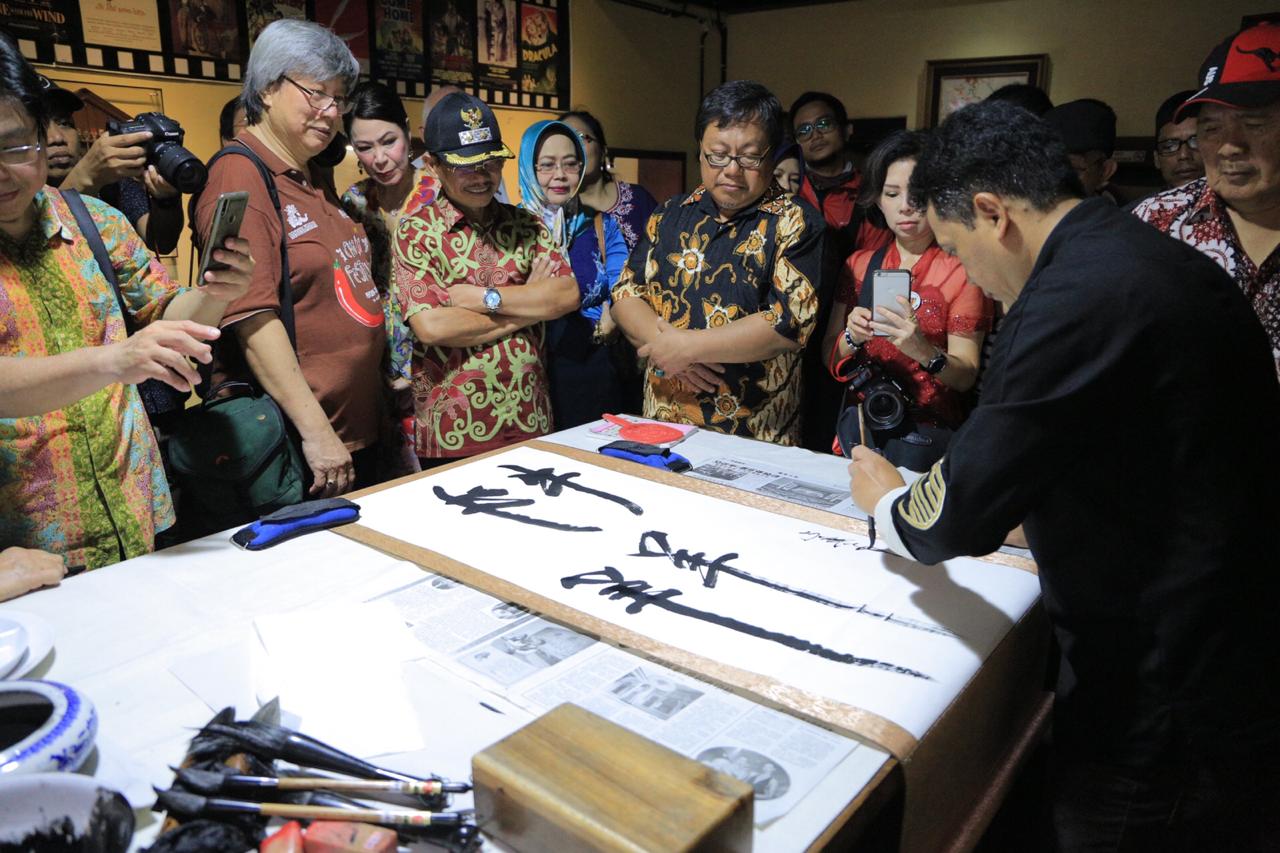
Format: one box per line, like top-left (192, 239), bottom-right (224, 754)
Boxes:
top-left (61, 189), bottom-right (136, 336)
top-left (832, 243), bottom-right (895, 450)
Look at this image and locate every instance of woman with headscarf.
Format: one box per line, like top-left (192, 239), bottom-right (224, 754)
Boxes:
top-left (524, 114), bottom-right (653, 427)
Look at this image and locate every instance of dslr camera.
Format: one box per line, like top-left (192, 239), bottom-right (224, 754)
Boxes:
top-left (845, 363), bottom-right (912, 432)
top-left (106, 112), bottom-right (207, 194)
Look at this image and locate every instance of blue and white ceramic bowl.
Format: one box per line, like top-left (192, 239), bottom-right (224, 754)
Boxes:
top-left (0, 680), bottom-right (97, 776)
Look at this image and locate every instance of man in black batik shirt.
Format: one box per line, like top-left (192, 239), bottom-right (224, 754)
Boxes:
top-left (849, 101), bottom-right (1280, 852)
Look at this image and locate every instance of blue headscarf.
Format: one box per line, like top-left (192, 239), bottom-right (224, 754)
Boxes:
top-left (517, 120), bottom-right (588, 248)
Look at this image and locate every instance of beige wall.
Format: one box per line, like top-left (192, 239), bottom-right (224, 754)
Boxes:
top-left (727, 0), bottom-right (1258, 135)
top-left (33, 0), bottom-right (712, 285)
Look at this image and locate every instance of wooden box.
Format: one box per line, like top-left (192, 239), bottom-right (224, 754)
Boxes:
top-left (473, 703), bottom-right (754, 852)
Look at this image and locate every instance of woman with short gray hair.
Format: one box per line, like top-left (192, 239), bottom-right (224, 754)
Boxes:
top-left (193, 18), bottom-right (388, 508)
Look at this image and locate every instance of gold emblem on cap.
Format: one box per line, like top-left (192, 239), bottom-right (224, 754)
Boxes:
top-left (461, 107), bottom-right (484, 129)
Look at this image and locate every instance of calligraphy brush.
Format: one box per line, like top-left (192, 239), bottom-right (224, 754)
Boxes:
top-left (199, 720), bottom-right (434, 786)
top-left (175, 767), bottom-right (469, 798)
top-left (855, 402), bottom-right (878, 550)
top-left (154, 788), bottom-right (468, 828)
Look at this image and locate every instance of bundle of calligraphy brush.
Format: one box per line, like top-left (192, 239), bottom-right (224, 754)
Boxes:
top-left (189, 717), bottom-right (471, 810)
top-left (147, 706), bottom-right (479, 852)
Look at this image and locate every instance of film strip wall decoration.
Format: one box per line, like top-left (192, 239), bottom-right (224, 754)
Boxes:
top-left (3, 0), bottom-right (568, 109)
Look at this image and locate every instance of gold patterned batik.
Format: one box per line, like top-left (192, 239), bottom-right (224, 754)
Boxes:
top-left (613, 184), bottom-right (823, 446)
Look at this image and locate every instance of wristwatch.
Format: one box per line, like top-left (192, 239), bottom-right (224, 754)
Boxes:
top-left (923, 350), bottom-right (948, 375)
top-left (483, 287), bottom-right (502, 314)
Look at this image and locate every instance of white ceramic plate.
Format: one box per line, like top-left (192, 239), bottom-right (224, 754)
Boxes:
top-left (0, 610), bottom-right (53, 680)
top-left (0, 616), bottom-right (27, 679)
top-left (0, 772), bottom-right (133, 852)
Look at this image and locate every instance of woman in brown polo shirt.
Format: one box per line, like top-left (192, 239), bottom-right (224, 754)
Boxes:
top-left (196, 19), bottom-right (385, 497)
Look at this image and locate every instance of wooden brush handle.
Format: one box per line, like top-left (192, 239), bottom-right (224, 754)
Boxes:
top-left (275, 778), bottom-right (442, 795)
top-left (256, 803), bottom-right (438, 826)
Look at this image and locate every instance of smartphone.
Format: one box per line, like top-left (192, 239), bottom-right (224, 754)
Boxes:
top-left (196, 191), bottom-right (249, 285)
top-left (870, 268), bottom-right (912, 336)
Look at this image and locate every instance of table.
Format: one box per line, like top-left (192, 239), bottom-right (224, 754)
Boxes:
top-left (1, 425), bottom-right (1048, 852)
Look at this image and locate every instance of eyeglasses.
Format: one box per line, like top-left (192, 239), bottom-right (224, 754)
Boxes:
top-left (794, 117), bottom-right (836, 141)
top-left (0, 141), bottom-right (42, 167)
top-left (446, 158), bottom-right (506, 176)
top-left (703, 148), bottom-right (770, 171)
top-left (1155, 135), bottom-right (1199, 156)
top-left (282, 76), bottom-right (351, 115)
top-left (535, 159), bottom-right (581, 176)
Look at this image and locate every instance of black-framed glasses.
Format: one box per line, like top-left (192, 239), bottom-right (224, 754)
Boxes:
top-left (282, 76), bottom-right (351, 114)
top-left (1155, 135), bottom-right (1199, 156)
top-left (703, 148), bottom-right (770, 171)
top-left (0, 141), bottom-right (42, 167)
top-left (794, 117), bottom-right (836, 140)
top-left (535, 158), bottom-right (581, 176)
top-left (446, 158), bottom-right (506, 176)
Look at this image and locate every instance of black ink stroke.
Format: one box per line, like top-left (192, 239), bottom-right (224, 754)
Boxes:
top-left (799, 530), bottom-right (874, 550)
top-left (561, 566), bottom-right (933, 680)
top-left (433, 485), bottom-right (602, 532)
top-left (635, 531), bottom-right (955, 637)
top-left (499, 465), bottom-right (644, 516)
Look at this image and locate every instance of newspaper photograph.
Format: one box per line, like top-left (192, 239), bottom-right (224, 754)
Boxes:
top-left (689, 457), bottom-right (860, 516)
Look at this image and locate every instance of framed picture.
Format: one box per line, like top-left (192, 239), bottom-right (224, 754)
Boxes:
top-left (924, 54), bottom-right (1049, 127)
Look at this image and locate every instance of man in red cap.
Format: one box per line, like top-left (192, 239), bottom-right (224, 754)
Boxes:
top-left (1133, 22), bottom-right (1280, 379)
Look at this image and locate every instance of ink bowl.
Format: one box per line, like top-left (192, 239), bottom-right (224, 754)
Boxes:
top-left (0, 680), bottom-right (97, 776)
top-left (0, 772), bottom-right (133, 853)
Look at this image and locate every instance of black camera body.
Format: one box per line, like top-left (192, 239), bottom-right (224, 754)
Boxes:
top-left (845, 363), bottom-right (913, 432)
top-left (106, 112), bottom-right (207, 194)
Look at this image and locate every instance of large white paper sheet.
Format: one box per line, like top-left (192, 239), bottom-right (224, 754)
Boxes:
top-left (354, 446), bottom-right (1041, 742)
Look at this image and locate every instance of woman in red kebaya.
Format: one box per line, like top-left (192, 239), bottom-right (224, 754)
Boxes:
top-left (824, 130), bottom-right (992, 468)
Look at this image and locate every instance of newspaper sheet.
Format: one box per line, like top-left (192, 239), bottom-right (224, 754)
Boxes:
top-left (374, 574), bottom-right (859, 826)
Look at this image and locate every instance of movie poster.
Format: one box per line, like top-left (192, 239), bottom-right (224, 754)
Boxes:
top-left (311, 0), bottom-right (370, 73)
top-left (427, 0), bottom-right (474, 86)
top-left (476, 0), bottom-right (516, 89)
top-left (168, 0), bottom-right (240, 59)
top-left (247, 0), bottom-right (305, 46)
top-left (0, 0), bottom-right (76, 42)
top-left (374, 0), bottom-right (424, 81)
top-left (82, 0), bottom-right (162, 52)
top-left (519, 3), bottom-right (556, 95)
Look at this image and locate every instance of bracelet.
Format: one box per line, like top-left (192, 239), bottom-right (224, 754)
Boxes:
top-left (842, 329), bottom-right (862, 350)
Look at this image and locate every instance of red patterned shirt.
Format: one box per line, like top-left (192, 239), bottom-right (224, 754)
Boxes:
top-left (1133, 178), bottom-right (1280, 377)
top-left (831, 243), bottom-right (993, 429)
top-left (392, 195), bottom-right (571, 458)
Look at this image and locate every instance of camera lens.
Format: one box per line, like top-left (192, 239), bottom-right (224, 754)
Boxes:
top-left (863, 384), bottom-right (906, 431)
top-left (153, 142), bottom-right (208, 194)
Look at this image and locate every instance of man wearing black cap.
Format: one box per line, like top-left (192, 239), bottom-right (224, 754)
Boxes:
top-left (391, 92), bottom-right (579, 465)
top-left (1152, 90), bottom-right (1204, 190)
top-left (1044, 98), bottom-right (1118, 200)
top-left (38, 75), bottom-right (184, 254)
top-left (1134, 21), bottom-right (1280, 379)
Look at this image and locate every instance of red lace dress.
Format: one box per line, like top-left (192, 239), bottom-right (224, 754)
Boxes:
top-left (831, 243), bottom-right (993, 429)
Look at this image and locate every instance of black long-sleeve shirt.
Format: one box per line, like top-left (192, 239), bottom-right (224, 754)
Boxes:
top-left (878, 198), bottom-right (1280, 767)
